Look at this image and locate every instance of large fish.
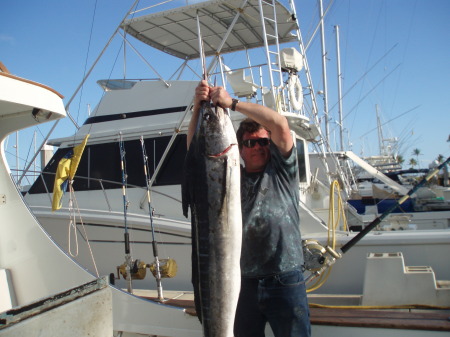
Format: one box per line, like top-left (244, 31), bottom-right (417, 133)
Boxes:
top-left (182, 101), bottom-right (242, 337)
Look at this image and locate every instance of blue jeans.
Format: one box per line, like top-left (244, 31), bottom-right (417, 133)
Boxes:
top-left (234, 270), bottom-right (311, 337)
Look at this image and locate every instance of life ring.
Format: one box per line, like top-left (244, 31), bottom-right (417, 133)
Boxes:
top-left (288, 74), bottom-right (303, 111)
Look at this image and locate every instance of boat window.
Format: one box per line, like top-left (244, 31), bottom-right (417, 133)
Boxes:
top-left (27, 135), bottom-right (188, 194)
top-left (296, 138), bottom-right (307, 183)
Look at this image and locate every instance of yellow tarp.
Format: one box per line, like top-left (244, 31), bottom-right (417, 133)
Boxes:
top-left (52, 134), bottom-right (89, 211)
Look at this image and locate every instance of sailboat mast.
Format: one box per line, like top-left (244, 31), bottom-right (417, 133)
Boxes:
top-left (319, 0), bottom-right (330, 141)
top-left (335, 25), bottom-right (344, 151)
top-left (376, 104), bottom-right (384, 155)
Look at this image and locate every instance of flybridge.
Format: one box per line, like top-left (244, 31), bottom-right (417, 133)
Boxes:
top-left (121, 0), bottom-right (298, 60)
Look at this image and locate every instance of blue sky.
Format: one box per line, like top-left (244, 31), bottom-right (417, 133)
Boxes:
top-left (2, 0), bottom-right (449, 177)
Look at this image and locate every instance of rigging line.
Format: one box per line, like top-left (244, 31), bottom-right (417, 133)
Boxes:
top-left (20, 133), bottom-right (35, 179)
top-left (85, 41), bottom-right (124, 139)
top-left (397, 121), bottom-right (418, 154)
top-left (75, 0), bottom-right (99, 128)
top-left (388, 0), bottom-right (418, 116)
top-left (21, 128), bottom-right (46, 174)
top-left (65, 0), bottom-right (141, 116)
top-left (117, 31), bottom-right (169, 86)
top-left (352, 1), bottom-right (384, 111)
top-left (343, 63), bottom-right (401, 123)
top-left (17, 0), bottom-right (141, 186)
top-left (304, 0), bottom-right (335, 53)
top-left (358, 105), bottom-right (421, 139)
top-left (328, 43), bottom-right (398, 113)
top-left (131, 0), bottom-right (176, 15)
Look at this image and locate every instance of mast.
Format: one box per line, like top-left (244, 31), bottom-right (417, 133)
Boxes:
top-left (335, 25), bottom-right (344, 151)
top-left (319, 0), bottom-right (330, 141)
top-left (376, 104), bottom-right (384, 155)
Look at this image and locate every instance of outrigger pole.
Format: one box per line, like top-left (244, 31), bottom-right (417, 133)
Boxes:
top-left (306, 156), bottom-right (450, 284)
top-left (140, 136), bottom-right (164, 301)
top-left (119, 132), bottom-right (133, 293)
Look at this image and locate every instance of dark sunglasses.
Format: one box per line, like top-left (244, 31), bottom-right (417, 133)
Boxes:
top-left (242, 138), bottom-right (270, 148)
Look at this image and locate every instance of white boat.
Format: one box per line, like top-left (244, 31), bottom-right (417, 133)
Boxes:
top-left (7, 0), bottom-right (450, 335)
top-left (0, 59), bottom-right (200, 337)
top-left (0, 63), bottom-right (112, 336)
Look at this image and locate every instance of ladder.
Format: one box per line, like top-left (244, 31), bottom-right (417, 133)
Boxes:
top-left (258, 0), bottom-right (284, 109)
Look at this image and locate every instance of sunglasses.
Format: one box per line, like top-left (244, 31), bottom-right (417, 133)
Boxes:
top-left (242, 138), bottom-right (270, 148)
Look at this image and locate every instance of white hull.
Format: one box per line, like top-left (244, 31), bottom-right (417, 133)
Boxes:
top-left (28, 189), bottom-right (450, 301)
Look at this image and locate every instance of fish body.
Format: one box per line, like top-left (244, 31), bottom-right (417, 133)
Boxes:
top-left (182, 102), bottom-right (242, 337)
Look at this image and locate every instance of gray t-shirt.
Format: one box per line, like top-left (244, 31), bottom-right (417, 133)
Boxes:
top-left (240, 143), bottom-right (304, 278)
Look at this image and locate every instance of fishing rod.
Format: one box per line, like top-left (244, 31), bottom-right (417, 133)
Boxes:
top-left (113, 135), bottom-right (155, 290)
top-left (305, 156), bottom-right (450, 284)
top-left (119, 132), bottom-right (133, 293)
top-left (140, 136), bottom-right (164, 301)
top-left (197, 11), bottom-right (207, 82)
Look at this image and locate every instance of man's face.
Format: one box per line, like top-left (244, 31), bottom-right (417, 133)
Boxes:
top-left (240, 129), bottom-right (271, 173)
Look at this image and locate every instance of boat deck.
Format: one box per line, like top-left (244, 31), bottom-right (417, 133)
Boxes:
top-left (133, 290), bottom-right (450, 332)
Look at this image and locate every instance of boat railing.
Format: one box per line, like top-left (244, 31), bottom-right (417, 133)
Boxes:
top-left (18, 170), bottom-right (179, 213)
top-left (211, 61), bottom-right (309, 118)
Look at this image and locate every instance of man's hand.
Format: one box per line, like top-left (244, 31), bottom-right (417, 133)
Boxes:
top-left (210, 86), bottom-right (233, 109)
top-left (193, 80), bottom-right (211, 113)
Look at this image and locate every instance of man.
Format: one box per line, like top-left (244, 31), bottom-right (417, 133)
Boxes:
top-left (189, 80), bottom-right (310, 337)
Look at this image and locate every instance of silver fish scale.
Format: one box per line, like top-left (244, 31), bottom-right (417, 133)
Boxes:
top-left (182, 102), bottom-right (242, 337)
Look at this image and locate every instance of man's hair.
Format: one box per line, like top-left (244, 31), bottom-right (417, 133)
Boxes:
top-left (236, 118), bottom-right (270, 148)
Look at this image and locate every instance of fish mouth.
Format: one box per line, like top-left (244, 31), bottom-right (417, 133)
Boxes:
top-left (208, 144), bottom-right (237, 158)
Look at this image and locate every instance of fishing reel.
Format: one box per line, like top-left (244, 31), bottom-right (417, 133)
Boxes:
top-left (148, 258), bottom-right (178, 279)
top-left (302, 240), bottom-right (342, 284)
top-left (116, 259), bottom-right (148, 280)
top-left (114, 257), bottom-right (178, 282)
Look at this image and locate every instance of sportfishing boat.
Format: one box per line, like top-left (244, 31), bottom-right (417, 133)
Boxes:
top-left (9, 0), bottom-right (450, 335)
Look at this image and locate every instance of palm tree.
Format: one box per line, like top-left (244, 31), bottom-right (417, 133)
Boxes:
top-left (412, 148), bottom-right (421, 168)
top-left (437, 154), bottom-right (444, 163)
top-left (409, 158), bottom-right (417, 169)
top-left (396, 154), bottom-right (405, 165)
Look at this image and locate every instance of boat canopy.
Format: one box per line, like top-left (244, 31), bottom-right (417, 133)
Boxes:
top-left (121, 0), bottom-right (298, 60)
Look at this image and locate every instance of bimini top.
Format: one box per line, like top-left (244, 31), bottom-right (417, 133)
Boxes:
top-left (121, 0), bottom-right (298, 60)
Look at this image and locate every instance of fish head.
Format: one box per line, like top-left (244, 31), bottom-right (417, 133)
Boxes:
top-left (200, 103), bottom-right (237, 158)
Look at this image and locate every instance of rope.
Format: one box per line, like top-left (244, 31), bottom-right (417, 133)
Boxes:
top-left (67, 182), bottom-right (100, 277)
top-left (307, 180), bottom-right (348, 292)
